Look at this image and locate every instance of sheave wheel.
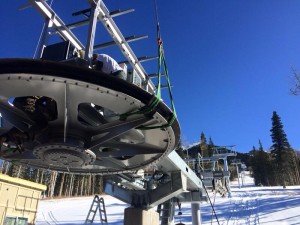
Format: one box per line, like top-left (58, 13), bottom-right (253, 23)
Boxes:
top-left (0, 59), bottom-right (180, 174)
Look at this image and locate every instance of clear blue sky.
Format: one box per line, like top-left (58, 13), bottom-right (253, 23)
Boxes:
top-left (1, 0), bottom-right (300, 152)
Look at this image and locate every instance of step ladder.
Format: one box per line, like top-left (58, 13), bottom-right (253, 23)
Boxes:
top-left (157, 198), bottom-right (175, 225)
top-left (85, 195), bottom-right (108, 225)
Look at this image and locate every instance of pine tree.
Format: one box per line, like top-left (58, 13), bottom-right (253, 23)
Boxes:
top-left (257, 140), bottom-right (266, 185)
top-left (250, 140), bottom-right (276, 186)
top-left (175, 139), bottom-right (185, 159)
top-left (270, 111), bottom-right (299, 187)
top-left (207, 137), bottom-right (214, 157)
top-left (200, 132), bottom-right (208, 157)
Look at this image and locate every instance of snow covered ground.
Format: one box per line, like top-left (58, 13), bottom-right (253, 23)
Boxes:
top-left (36, 172), bottom-right (300, 225)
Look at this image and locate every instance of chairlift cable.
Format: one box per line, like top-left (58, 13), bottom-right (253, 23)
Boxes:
top-left (153, 0), bottom-right (161, 40)
top-left (211, 190), bottom-right (217, 225)
top-left (201, 178), bottom-right (221, 225)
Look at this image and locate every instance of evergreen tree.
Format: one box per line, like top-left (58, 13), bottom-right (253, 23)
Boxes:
top-left (251, 140), bottom-right (273, 186)
top-left (175, 139), bottom-right (186, 159)
top-left (270, 111), bottom-right (299, 186)
top-left (207, 137), bottom-right (214, 157)
top-left (200, 132), bottom-right (208, 157)
top-left (250, 146), bottom-right (256, 155)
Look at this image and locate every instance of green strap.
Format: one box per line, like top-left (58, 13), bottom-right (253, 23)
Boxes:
top-left (119, 43), bottom-right (163, 122)
top-left (120, 41), bottom-right (177, 130)
top-left (137, 112), bottom-right (176, 130)
top-left (161, 45), bottom-right (177, 118)
top-left (156, 44), bottom-right (163, 100)
top-left (11, 159), bottom-right (19, 165)
top-left (119, 96), bottom-right (160, 121)
top-left (137, 43), bottom-right (177, 130)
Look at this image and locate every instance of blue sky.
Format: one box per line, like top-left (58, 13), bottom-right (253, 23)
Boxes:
top-left (1, 0), bottom-right (300, 152)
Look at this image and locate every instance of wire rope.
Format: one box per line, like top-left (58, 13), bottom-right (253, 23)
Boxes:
top-left (211, 189), bottom-right (217, 225)
top-left (201, 178), bottom-right (221, 225)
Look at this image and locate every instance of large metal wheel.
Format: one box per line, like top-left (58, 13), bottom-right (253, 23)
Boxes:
top-left (0, 59), bottom-right (180, 174)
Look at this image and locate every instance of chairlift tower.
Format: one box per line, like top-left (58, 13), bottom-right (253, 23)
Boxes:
top-left (0, 1), bottom-right (207, 225)
top-left (187, 145), bottom-right (237, 197)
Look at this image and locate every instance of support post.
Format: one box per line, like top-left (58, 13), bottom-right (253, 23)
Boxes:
top-left (241, 172), bottom-right (244, 186)
top-left (223, 157), bottom-right (228, 172)
top-left (211, 160), bottom-right (216, 172)
top-left (223, 157), bottom-right (231, 197)
top-left (236, 163), bottom-right (241, 189)
top-left (35, 18), bottom-right (51, 59)
top-left (84, 0), bottom-right (101, 64)
top-left (124, 207), bottom-right (159, 225)
top-left (191, 203), bottom-right (201, 225)
top-left (160, 199), bottom-right (175, 225)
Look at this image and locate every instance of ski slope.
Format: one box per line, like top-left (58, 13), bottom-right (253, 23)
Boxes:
top-left (36, 172), bottom-right (300, 225)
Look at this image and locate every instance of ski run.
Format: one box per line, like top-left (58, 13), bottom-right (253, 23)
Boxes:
top-left (36, 172), bottom-right (300, 225)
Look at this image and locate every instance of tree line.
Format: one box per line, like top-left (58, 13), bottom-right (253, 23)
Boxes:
top-left (177, 111), bottom-right (300, 187)
top-left (0, 161), bottom-right (104, 198)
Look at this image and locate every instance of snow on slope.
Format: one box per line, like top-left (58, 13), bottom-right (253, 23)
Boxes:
top-left (36, 172), bottom-right (300, 225)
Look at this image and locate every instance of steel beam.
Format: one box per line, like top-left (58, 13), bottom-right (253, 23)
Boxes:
top-left (94, 35), bottom-right (148, 50)
top-left (94, 1), bottom-right (156, 93)
top-left (66, 9), bottom-right (135, 31)
top-left (148, 73), bottom-right (166, 78)
top-left (84, 0), bottom-right (101, 62)
top-left (118, 56), bottom-right (158, 65)
top-left (104, 172), bottom-right (186, 208)
top-left (177, 191), bottom-right (207, 203)
top-left (156, 151), bottom-right (203, 190)
top-left (28, 0), bottom-right (84, 50)
top-left (110, 9), bottom-right (135, 17)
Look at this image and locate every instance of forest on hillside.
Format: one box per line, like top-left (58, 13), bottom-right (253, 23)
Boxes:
top-left (178, 111), bottom-right (300, 187)
top-left (0, 161), bottom-right (104, 198)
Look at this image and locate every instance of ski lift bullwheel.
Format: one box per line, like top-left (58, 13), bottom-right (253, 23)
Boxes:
top-left (0, 59), bottom-right (180, 174)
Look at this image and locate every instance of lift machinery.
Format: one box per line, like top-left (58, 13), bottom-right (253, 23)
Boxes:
top-left (0, 1), bottom-right (206, 224)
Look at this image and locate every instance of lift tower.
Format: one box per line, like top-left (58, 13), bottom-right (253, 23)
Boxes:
top-left (0, 1), bottom-right (207, 224)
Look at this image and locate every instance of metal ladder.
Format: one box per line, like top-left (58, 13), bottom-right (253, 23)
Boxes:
top-left (85, 195), bottom-right (108, 225)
